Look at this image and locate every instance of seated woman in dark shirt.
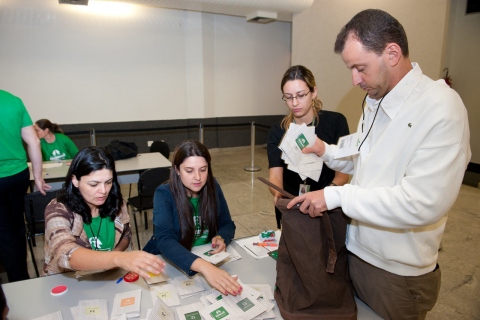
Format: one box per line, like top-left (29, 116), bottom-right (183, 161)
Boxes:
top-left (143, 140), bottom-right (241, 296)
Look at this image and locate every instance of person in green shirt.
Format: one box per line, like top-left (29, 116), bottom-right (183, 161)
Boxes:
top-left (43, 147), bottom-right (165, 279)
top-left (34, 119), bottom-right (79, 161)
top-left (0, 90), bottom-right (50, 283)
top-left (144, 140), bottom-right (241, 296)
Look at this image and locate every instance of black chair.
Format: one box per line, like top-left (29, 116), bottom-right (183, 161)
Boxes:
top-left (127, 167), bottom-right (170, 249)
top-left (150, 140), bottom-right (170, 160)
top-left (24, 190), bottom-right (58, 277)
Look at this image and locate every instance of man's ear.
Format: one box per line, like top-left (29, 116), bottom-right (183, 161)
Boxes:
top-left (385, 43), bottom-right (401, 67)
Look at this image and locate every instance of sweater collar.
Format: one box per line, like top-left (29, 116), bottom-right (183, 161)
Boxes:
top-left (366, 63), bottom-right (422, 120)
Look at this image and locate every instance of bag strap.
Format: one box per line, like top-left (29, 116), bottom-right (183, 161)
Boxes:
top-left (259, 177), bottom-right (338, 273)
top-left (321, 213), bottom-right (337, 274)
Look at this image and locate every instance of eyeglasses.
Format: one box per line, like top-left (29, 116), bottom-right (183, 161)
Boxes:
top-left (282, 91), bottom-right (310, 104)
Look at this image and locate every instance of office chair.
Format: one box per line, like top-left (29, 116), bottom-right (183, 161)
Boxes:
top-left (24, 190), bottom-right (58, 277)
top-left (127, 167), bottom-right (170, 249)
top-left (150, 140), bottom-right (170, 160)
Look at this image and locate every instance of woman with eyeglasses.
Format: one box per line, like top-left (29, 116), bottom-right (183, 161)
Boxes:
top-left (267, 65), bottom-right (350, 227)
top-left (143, 140), bottom-right (241, 296)
top-left (43, 147), bottom-right (165, 278)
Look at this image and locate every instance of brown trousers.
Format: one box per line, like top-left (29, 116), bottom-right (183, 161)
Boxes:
top-left (349, 253), bottom-right (441, 320)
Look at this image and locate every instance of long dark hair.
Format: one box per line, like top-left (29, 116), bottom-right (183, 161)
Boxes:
top-left (334, 9), bottom-right (409, 57)
top-left (280, 65), bottom-right (323, 130)
top-left (35, 119), bottom-right (63, 133)
top-left (57, 147), bottom-right (123, 224)
top-left (169, 140), bottom-right (218, 250)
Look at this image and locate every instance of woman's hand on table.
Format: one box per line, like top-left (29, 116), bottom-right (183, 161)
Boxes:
top-left (210, 235), bottom-right (226, 254)
top-left (202, 262), bottom-right (242, 296)
top-left (115, 250), bottom-right (166, 279)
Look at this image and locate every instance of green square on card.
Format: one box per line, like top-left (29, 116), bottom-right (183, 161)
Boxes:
top-left (236, 298), bottom-right (255, 312)
top-left (184, 311), bottom-right (201, 320)
top-left (295, 133), bottom-right (309, 149)
top-left (210, 306), bottom-right (229, 319)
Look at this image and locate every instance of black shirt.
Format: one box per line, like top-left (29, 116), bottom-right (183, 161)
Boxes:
top-left (267, 110), bottom-right (350, 196)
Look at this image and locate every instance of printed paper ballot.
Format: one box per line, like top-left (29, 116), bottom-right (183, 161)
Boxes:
top-left (191, 246), bottom-right (231, 265)
top-left (77, 299), bottom-right (108, 320)
top-left (32, 311), bottom-right (64, 320)
top-left (111, 289), bottom-right (141, 320)
top-left (175, 302), bottom-right (204, 320)
top-left (150, 283), bottom-right (180, 306)
top-left (172, 275), bottom-right (206, 298)
top-left (147, 298), bottom-right (175, 320)
top-left (334, 132), bottom-right (361, 159)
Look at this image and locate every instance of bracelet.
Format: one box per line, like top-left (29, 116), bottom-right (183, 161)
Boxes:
top-left (214, 235), bottom-right (225, 243)
top-left (329, 183), bottom-right (337, 186)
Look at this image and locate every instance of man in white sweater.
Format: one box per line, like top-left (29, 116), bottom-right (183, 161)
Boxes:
top-left (287, 9), bottom-right (471, 319)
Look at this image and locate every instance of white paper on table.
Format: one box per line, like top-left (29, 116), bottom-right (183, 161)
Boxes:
top-left (221, 289), bottom-right (268, 320)
top-left (246, 284), bottom-right (274, 301)
top-left (175, 302), bottom-right (204, 320)
top-left (110, 289), bottom-right (141, 320)
top-left (235, 230), bottom-right (281, 259)
top-left (172, 275), bottom-right (206, 298)
top-left (191, 245), bottom-right (231, 265)
top-left (147, 298), bottom-right (175, 320)
top-left (32, 311), bottom-right (64, 320)
top-left (150, 283), bottom-right (181, 306)
top-left (199, 300), bottom-right (242, 320)
top-left (200, 289), bottom-right (217, 306)
top-left (253, 298), bottom-right (276, 319)
top-left (220, 245), bottom-right (242, 265)
top-left (70, 306), bottom-right (79, 320)
top-left (77, 299), bottom-right (108, 320)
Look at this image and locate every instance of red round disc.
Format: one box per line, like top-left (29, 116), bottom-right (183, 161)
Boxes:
top-left (123, 271), bottom-right (139, 282)
top-left (51, 285), bottom-right (68, 296)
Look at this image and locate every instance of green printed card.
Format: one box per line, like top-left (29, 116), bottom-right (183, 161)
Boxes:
top-left (295, 133), bottom-right (309, 150)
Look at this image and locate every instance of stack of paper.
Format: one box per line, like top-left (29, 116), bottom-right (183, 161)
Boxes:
top-left (278, 123), bottom-right (323, 181)
top-left (191, 246), bottom-right (231, 265)
top-left (147, 299), bottom-right (175, 320)
top-left (198, 282), bottom-right (273, 320)
top-left (110, 289), bottom-right (142, 320)
top-left (149, 283), bottom-right (181, 307)
top-left (70, 299), bottom-right (108, 320)
top-left (172, 275), bottom-right (206, 298)
top-left (175, 302), bottom-right (204, 320)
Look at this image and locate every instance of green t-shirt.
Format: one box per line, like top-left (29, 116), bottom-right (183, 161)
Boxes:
top-left (40, 133), bottom-right (79, 161)
top-left (0, 90), bottom-right (32, 178)
top-left (191, 197), bottom-right (209, 247)
top-left (83, 216), bottom-right (116, 251)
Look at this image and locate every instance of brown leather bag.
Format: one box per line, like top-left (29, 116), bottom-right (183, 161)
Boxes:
top-left (274, 198), bottom-right (357, 319)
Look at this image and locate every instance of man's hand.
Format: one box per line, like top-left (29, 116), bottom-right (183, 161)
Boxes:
top-left (302, 137), bottom-right (326, 157)
top-left (287, 189), bottom-right (327, 218)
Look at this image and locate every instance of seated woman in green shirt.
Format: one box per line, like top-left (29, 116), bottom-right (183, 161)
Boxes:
top-left (34, 119), bottom-right (79, 161)
top-left (143, 140), bottom-right (241, 296)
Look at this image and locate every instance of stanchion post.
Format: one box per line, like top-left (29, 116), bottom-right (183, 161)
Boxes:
top-left (89, 128), bottom-right (97, 146)
top-left (199, 123), bottom-right (204, 144)
top-left (244, 121), bottom-right (261, 172)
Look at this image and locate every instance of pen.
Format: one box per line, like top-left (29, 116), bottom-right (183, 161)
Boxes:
top-left (253, 242), bottom-right (278, 247)
top-left (116, 277), bottom-right (123, 284)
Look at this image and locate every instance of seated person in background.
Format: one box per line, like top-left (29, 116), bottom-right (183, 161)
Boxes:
top-left (43, 146), bottom-right (165, 279)
top-left (143, 140), bottom-right (241, 296)
top-left (34, 119), bottom-right (79, 161)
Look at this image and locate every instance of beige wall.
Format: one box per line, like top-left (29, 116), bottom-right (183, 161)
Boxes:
top-left (447, 0), bottom-right (480, 164)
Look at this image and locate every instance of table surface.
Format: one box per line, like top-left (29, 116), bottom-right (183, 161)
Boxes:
top-left (3, 242), bottom-right (381, 320)
top-left (29, 152), bottom-right (171, 182)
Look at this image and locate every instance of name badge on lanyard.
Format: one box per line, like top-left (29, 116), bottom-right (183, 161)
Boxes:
top-left (334, 132), bottom-right (361, 159)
